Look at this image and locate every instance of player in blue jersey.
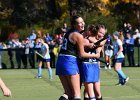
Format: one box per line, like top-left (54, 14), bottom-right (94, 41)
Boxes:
top-left (112, 31), bottom-right (129, 85)
top-left (81, 24), bottom-right (107, 100)
top-left (56, 16), bottom-right (100, 100)
top-left (36, 38), bottom-right (52, 79)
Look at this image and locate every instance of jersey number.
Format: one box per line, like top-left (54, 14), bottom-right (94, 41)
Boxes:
top-left (61, 38), bottom-right (68, 50)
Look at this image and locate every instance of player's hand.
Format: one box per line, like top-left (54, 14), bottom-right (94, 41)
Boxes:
top-left (2, 86), bottom-right (12, 97)
top-left (95, 52), bottom-right (100, 58)
top-left (92, 43), bottom-right (96, 48)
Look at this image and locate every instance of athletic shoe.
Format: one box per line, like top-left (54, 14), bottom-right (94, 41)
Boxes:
top-left (125, 77), bottom-right (129, 82)
top-left (108, 65), bottom-right (111, 70)
top-left (84, 97), bottom-right (89, 100)
top-left (59, 96), bottom-right (68, 100)
top-left (96, 96), bottom-right (103, 100)
top-left (115, 82), bottom-right (122, 86)
top-left (35, 76), bottom-right (42, 79)
top-left (122, 77), bottom-right (129, 85)
top-left (104, 66), bottom-right (108, 69)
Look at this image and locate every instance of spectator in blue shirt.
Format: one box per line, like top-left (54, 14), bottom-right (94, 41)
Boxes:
top-left (125, 32), bottom-right (135, 66)
top-left (44, 33), bottom-right (52, 42)
top-left (27, 30), bottom-right (37, 41)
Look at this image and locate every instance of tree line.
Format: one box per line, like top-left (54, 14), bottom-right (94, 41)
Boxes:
top-left (0, 0), bottom-right (140, 39)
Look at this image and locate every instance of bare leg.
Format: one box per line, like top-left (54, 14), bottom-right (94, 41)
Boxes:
top-left (59, 76), bottom-right (73, 99)
top-left (84, 82), bottom-right (95, 98)
top-left (94, 81), bottom-right (102, 99)
top-left (68, 74), bottom-right (81, 98)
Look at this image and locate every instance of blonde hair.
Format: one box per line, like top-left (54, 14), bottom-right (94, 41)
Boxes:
top-left (119, 32), bottom-right (124, 42)
top-left (36, 29), bottom-right (46, 38)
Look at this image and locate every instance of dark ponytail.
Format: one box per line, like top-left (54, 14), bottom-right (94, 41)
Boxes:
top-left (70, 15), bottom-right (81, 29)
top-left (88, 24), bottom-right (106, 36)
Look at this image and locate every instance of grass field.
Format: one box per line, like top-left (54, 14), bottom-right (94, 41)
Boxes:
top-left (0, 67), bottom-right (140, 100)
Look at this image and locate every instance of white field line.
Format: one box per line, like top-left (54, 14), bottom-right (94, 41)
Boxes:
top-left (103, 94), bottom-right (140, 99)
top-left (101, 78), bottom-right (140, 82)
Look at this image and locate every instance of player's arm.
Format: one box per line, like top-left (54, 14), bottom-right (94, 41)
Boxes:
top-left (0, 78), bottom-right (12, 97)
top-left (43, 44), bottom-right (49, 57)
top-left (83, 38), bottom-right (95, 48)
top-left (96, 39), bottom-right (106, 54)
top-left (72, 32), bottom-right (100, 58)
top-left (117, 40), bottom-right (123, 56)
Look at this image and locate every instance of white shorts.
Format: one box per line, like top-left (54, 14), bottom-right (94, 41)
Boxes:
top-left (105, 50), bottom-right (113, 58)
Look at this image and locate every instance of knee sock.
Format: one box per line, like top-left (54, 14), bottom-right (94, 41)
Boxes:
top-left (118, 73), bottom-right (123, 83)
top-left (48, 68), bottom-right (52, 79)
top-left (38, 67), bottom-right (42, 76)
top-left (116, 69), bottom-right (127, 80)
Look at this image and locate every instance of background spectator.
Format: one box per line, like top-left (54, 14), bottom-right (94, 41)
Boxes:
top-left (133, 29), bottom-right (140, 46)
top-left (123, 22), bottom-right (132, 38)
top-left (27, 30), bottom-right (37, 41)
top-left (104, 35), bottom-right (113, 69)
top-left (28, 40), bottom-right (35, 68)
top-left (7, 39), bottom-right (15, 69)
top-left (13, 39), bottom-right (22, 68)
top-left (125, 32), bottom-right (135, 66)
top-left (44, 33), bottom-right (53, 43)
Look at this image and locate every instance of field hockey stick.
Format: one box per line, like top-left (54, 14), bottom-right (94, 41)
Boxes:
top-left (94, 34), bottom-right (109, 46)
top-left (35, 51), bottom-right (44, 58)
top-left (89, 34), bottom-right (109, 51)
top-left (96, 58), bottom-right (109, 66)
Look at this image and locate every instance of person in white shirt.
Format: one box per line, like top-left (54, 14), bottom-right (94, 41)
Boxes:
top-left (35, 38), bottom-right (52, 79)
top-left (133, 29), bottom-right (140, 40)
top-left (112, 31), bottom-right (129, 86)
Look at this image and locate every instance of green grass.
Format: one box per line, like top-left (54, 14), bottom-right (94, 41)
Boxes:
top-left (0, 48), bottom-right (139, 100)
top-left (0, 68), bottom-right (140, 100)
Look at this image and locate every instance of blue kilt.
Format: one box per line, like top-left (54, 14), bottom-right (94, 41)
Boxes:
top-left (56, 54), bottom-right (79, 75)
top-left (80, 62), bottom-right (100, 83)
